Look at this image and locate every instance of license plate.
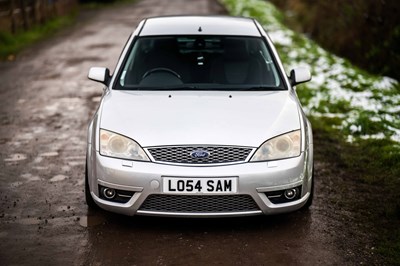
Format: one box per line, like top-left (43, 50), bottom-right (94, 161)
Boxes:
top-left (163, 177), bottom-right (237, 194)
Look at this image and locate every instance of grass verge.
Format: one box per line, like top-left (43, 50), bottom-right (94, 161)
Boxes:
top-left (0, 13), bottom-right (77, 60)
top-left (0, 0), bottom-right (137, 61)
top-left (220, 0), bottom-right (400, 263)
top-left (311, 117), bottom-right (400, 265)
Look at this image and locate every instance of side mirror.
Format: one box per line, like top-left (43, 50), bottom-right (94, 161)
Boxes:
top-left (88, 67), bottom-right (111, 85)
top-left (289, 67), bottom-right (311, 86)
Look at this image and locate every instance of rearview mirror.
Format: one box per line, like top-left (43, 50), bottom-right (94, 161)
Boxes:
top-left (289, 67), bottom-right (311, 86)
top-left (88, 67), bottom-right (111, 85)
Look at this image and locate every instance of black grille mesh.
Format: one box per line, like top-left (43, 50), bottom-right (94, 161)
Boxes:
top-left (147, 146), bottom-right (252, 164)
top-left (139, 194), bottom-right (259, 213)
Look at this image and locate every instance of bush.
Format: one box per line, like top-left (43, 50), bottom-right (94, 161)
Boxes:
top-left (268, 0), bottom-right (400, 80)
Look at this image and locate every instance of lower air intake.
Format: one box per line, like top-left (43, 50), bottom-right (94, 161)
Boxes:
top-left (139, 194), bottom-right (259, 213)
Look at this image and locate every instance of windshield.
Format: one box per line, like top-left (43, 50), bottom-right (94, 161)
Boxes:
top-left (116, 36), bottom-right (285, 90)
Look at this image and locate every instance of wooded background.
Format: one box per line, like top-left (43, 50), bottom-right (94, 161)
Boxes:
top-left (269, 0), bottom-right (399, 80)
top-left (0, 0), bottom-right (77, 33)
top-left (1, 0), bottom-right (398, 80)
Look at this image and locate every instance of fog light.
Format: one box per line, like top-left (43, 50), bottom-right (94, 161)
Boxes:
top-left (284, 188), bottom-right (298, 200)
top-left (103, 188), bottom-right (116, 199)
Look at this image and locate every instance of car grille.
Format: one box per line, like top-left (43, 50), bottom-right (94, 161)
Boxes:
top-left (139, 194), bottom-right (260, 213)
top-left (146, 146), bottom-right (253, 164)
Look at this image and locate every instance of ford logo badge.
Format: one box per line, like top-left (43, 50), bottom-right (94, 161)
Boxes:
top-left (191, 150), bottom-right (209, 158)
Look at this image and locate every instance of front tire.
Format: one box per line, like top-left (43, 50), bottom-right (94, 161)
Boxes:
top-left (85, 162), bottom-right (98, 209)
top-left (301, 170), bottom-right (314, 210)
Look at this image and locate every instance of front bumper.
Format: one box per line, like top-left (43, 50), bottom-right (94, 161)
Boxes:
top-left (87, 146), bottom-right (313, 217)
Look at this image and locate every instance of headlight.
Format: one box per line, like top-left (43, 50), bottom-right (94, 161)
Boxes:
top-left (250, 130), bottom-right (301, 161)
top-left (99, 129), bottom-right (149, 161)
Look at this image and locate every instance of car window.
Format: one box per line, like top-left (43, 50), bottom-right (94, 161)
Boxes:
top-left (116, 36), bottom-right (285, 90)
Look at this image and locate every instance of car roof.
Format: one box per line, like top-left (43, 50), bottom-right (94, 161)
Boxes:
top-left (139, 15), bottom-right (261, 37)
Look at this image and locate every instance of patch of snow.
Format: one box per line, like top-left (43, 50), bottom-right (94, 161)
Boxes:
top-left (373, 76), bottom-right (398, 90)
top-left (350, 125), bottom-right (362, 133)
top-left (222, 0), bottom-right (400, 144)
top-left (268, 30), bottom-right (292, 46)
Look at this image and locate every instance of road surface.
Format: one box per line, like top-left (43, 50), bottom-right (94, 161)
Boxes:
top-left (0, 0), bottom-right (378, 265)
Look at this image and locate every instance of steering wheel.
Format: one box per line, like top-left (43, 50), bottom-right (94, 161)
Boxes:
top-left (142, 68), bottom-right (181, 80)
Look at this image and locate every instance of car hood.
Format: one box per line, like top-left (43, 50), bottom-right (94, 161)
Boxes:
top-left (99, 90), bottom-right (300, 147)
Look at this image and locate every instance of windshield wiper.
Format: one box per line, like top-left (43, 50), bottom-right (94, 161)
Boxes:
top-left (161, 85), bottom-right (198, 90)
top-left (119, 85), bottom-right (198, 91)
top-left (118, 85), bottom-right (282, 91)
top-left (238, 86), bottom-right (281, 91)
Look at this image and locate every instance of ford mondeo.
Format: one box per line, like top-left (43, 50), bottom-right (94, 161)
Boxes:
top-left (85, 15), bottom-right (314, 217)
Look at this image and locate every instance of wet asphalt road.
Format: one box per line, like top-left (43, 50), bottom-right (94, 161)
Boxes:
top-left (0, 0), bottom-right (358, 265)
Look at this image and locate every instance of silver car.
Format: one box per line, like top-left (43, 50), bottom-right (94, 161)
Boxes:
top-left (86, 15), bottom-right (313, 217)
